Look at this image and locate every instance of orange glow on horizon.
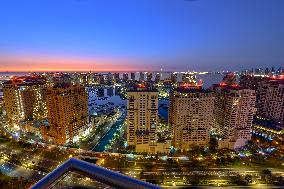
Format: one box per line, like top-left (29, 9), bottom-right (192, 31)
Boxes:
top-left (0, 54), bottom-right (157, 72)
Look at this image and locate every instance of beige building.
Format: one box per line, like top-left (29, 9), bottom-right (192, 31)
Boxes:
top-left (46, 84), bottom-right (88, 144)
top-left (257, 78), bottom-right (284, 124)
top-left (169, 88), bottom-right (215, 151)
top-left (213, 84), bottom-right (256, 149)
top-left (127, 88), bottom-right (168, 153)
top-left (3, 77), bottom-right (47, 126)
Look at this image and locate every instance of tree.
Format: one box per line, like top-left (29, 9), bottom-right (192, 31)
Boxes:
top-left (244, 174), bottom-right (253, 184)
top-left (189, 174), bottom-right (200, 186)
top-left (261, 169), bottom-right (272, 185)
top-left (276, 176), bottom-right (284, 186)
top-left (231, 174), bottom-right (247, 186)
top-left (209, 137), bottom-right (218, 153)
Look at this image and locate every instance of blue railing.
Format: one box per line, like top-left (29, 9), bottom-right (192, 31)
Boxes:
top-left (31, 158), bottom-right (161, 189)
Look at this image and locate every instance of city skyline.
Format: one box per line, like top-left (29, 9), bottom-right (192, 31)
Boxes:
top-left (0, 0), bottom-right (283, 188)
top-left (0, 0), bottom-right (284, 72)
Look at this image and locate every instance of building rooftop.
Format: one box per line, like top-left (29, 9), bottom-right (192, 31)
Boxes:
top-left (127, 84), bottom-right (158, 92)
top-left (212, 83), bottom-right (246, 91)
top-left (31, 158), bottom-right (161, 189)
top-left (174, 87), bottom-right (211, 94)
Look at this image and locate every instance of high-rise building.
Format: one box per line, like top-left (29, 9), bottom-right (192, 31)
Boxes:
top-left (113, 73), bottom-right (120, 83)
top-left (46, 84), bottom-right (88, 144)
top-left (155, 73), bottom-right (161, 83)
top-left (127, 86), bottom-right (160, 153)
top-left (170, 73), bottom-right (177, 83)
top-left (122, 73), bottom-right (129, 82)
top-left (222, 72), bottom-right (237, 85)
top-left (3, 76), bottom-right (48, 125)
top-left (130, 72), bottom-right (135, 81)
top-left (105, 72), bottom-right (113, 85)
top-left (139, 72), bottom-right (144, 82)
top-left (182, 72), bottom-right (196, 83)
top-left (213, 83), bottom-right (256, 149)
top-left (146, 72), bottom-right (152, 82)
top-left (257, 77), bottom-right (284, 124)
top-left (169, 86), bottom-right (215, 151)
top-left (98, 74), bottom-right (105, 85)
top-left (239, 75), bottom-right (266, 90)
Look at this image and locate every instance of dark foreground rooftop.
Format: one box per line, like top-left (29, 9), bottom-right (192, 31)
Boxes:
top-left (31, 158), bottom-right (161, 189)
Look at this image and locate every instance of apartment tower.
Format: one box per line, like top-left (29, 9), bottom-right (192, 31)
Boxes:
top-left (46, 84), bottom-right (88, 144)
top-left (169, 85), bottom-right (215, 151)
top-left (127, 86), bottom-right (158, 153)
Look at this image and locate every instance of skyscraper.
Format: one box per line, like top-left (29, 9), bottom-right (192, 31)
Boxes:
top-left (45, 84), bottom-right (88, 144)
top-left (105, 72), bottom-right (113, 85)
top-left (213, 83), bottom-right (256, 149)
top-left (139, 72), bottom-right (144, 82)
top-left (127, 86), bottom-right (160, 153)
top-left (169, 86), bottom-right (215, 151)
top-left (257, 77), bottom-right (284, 124)
top-left (170, 73), bottom-right (177, 83)
top-left (130, 72), bottom-right (135, 81)
top-left (146, 72), bottom-right (152, 82)
top-left (123, 73), bottom-right (129, 82)
top-left (3, 76), bottom-right (48, 125)
top-left (155, 73), bottom-right (161, 83)
top-left (113, 73), bottom-right (120, 83)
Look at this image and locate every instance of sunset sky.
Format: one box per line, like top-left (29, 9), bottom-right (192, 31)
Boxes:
top-left (0, 0), bottom-right (283, 72)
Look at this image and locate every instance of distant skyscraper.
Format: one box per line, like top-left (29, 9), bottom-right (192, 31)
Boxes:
top-left (130, 72), bottom-right (135, 81)
top-left (46, 84), bottom-right (88, 144)
top-left (105, 72), bottom-right (113, 85)
top-left (155, 73), bottom-right (161, 83)
top-left (139, 72), bottom-right (144, 82)
top-left (182, 72), bottom-right (197, 84)
top-left (98, 74), bottom-right (105, 85)
top-left (79, 73), bottom-right (89, 86)
top-left (239, 75), bottom-right (266, 90)
top-left (221, 72), bottom-right (237, 86)
top-left (127, 87), bottom-right (161, 153)
top-left (122, 73), bottom-right (129, 82)
top-left (213, 83), bottom-right (256, 149)
top-left (3, 76), bottom-right (48, 125)
top-left (146, 72), bottom-right (152, 82)
top-left (169, 86), bottom-right (215, 151)
top-left (113, 73), bottom-right (120, 83)
top-left (170, 73), bottom-right (177, 83)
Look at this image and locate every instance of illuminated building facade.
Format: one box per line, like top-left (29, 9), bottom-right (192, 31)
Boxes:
top-left (170, 73), bottom-right (177, 83)
top-left (139, 72), bottom-right (144, 82)
top-left (130, 72), bottom-right (135, 81)
top-left (113, 73), bottom-right (120, 83)
top-left (182, 72), bottom-right (196, 83)
top-left (46, 84), bottom-right (88, 144)
top-left (213, 83), bottom-right (256, 149)
top-left (169, 86), bottom-right (215, 151)
top-left (127, 87), bottom-right (163, 153)
top-left (146, 72), bottom-right (152, 82)
top-left (123, 73), bottom-right (129, 82)
top-left (155, 73), bottom-right (160, 83)
top-left (105, 72), bottom-right (113, 85)
top-left (3, 76), bottom-right (48, 126)
top-left (257, 77), bottom-right (284, 124)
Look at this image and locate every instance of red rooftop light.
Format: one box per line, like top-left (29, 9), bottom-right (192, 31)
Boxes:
top-left (138, 83), bottom-right (146, 88)
top-left (219, 82), bottom-right (226, 86)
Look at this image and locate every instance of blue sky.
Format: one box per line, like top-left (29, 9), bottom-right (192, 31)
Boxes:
top-left (0, 0), bottom-right (283, 71)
